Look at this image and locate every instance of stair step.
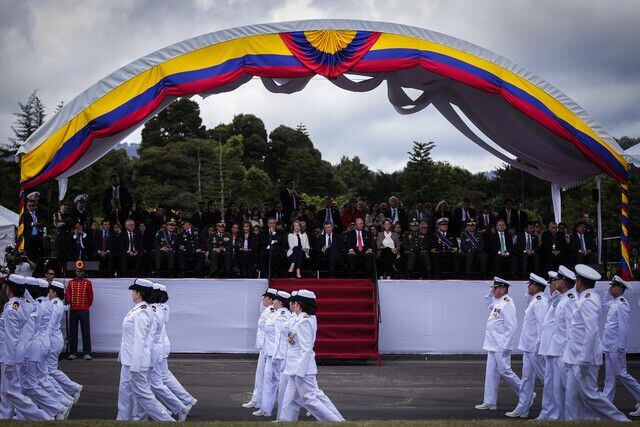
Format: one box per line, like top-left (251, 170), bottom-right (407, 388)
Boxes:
top-left (299, 286), bottom-right (374, 299)
top-left (316, 338), bottom-right (378, 353)
top-left (270, 278), bottom-right (373, 288)
top-left (317, 312), bottom-right (376, 323)
top-left (315, 352), bottom-right (380, 360)
top-left (316, 298), bottom-right (374, 312)
top-left (317, 324), bottom-right (377, 339)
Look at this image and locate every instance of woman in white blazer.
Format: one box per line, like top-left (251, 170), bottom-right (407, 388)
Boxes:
top-left (287, 220), bottom-right (310, 278)
top-left (279, 290), bottom-right (344, 422)
top-left (117, 279), bottom-right (173, 422)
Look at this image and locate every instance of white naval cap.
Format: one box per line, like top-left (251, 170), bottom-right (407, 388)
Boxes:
top-left (37, 278), bottom-right (50, 288)
top-left (7, 274), bottom-right (26, 285)
top-left (557, 265), bottom-right (576, 282)
top-left (153, 282), bottom-right (167, 292)
top-left (50, 281), bottom-right (65, 290)
top-left (276, 290), bottom-right (291, 300)
top-left (295, 289), bottom-right (316, 301)
top-left (529, 273), bottom-right (547, 288)
top-left (491, 276), bottom-right (511, 288)
top-left (27, 191), bottom-right (40, 200)
top-left (25, 277), bottom-right (40, 286)
top-left (262, 288), bottom-right (278, 298)
top-left (436, 217), bottom-right (449, 226)
top-left (547, 271), bottom-right (558, 281)
top-left (611, 275), bottom-right (630, 290)
top-left (73, 194), bottom-right (88, 203)
top-left (152, 282), bottom-right (161, 290)
top-left (290, 290), bottom-right (299, 297)
top-left (575, 264), bottom-right (601, 281)
top-left (129, 278), bottom-right (154, 290)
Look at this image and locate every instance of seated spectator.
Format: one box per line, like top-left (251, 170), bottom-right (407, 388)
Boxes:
top-left (150, 206), bottom-right (168, 236)
top-left (287, 220), bottom-right (310, 278)
top-left (249, 207), bottom-right (263, 228)
top-left (433, 201), bottom-right (451, 228)
top-left (267, 201), bottom-right (286, 227)
top-left (540, 221), bottom-right (566, 271)
top-left (153, 219), bottom-right (178, 276)
top-left (318, 197), bottom-right (341, 232)
top-left (224, 202), bottom-right (244, 227)
top-left (131, 199), bottom-right (150, 228)
top-left (430, 217), bottom-right (460, 276)
top-left (533, 221), bottom-right (542, 243)
top-left (119, 218), bottom-right (143, 277)
top-left (191, 201), bottom-right (208, 231)
top-left (238, 202), bottom-right (250, 224)
top-left (365, 202), bottom-right (384, 229)
top-left (315, 222), bottom-right (343, 276)
top-left (93, 219), bottom-right (114, 276)
top-left (138, 221), bottom-right (153, 274)
top-left (478, 203), bottom-right (496, 232)
top-left (346, 218), bottom-right (374, 275)
top-left (206, 200), bottom-right (222, 228)
top-left (558, 222), bottom-right (571, 245)
top-left (388, 196), bottom-right (407, 228)
top-left (517, 222), bottom-right (540, 276)
top-left (489, 219), bottom-right (517, 277)
top-left (452, 198), bottom-right (476, 236)
top-left (108, 198), bottom-right (127, 230)
top-left (574, 212), bottom-right (595, 236)
top-left (570, 220), bottom-right (596, 265)
top-left (393, 222), bottom-right (402, 236)
top-left (342, 199), bottom-right (363, 229)
top-left (460, 219), bottom-right (486, 275)
top-left (259, 217), bottom-right (285, 278)
top-left (408, 202), bottom-right (430, 225)
top-left (402, 219), bottom-right (431, 277)
top-left (238, 221), bottom-right (258, 277)
top-left (291, 200), bottom-right (314, 228)
top-left (177, 218), bottom-right (204, 277)
top-left (377, 219), bottom-right (400, 278)
top-left (228, 223), bottom-right (241, 276)
top-left (378, 202), bottom-right (390, 222)
top-left (208, 221), bottom-right (232, 277)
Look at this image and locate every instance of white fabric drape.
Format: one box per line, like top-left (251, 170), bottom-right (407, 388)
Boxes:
top-left (551, 182), bottom-right (562, 223)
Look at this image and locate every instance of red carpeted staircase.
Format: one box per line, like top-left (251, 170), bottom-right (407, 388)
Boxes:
top-left (269, 278), bottom-right (380, 363)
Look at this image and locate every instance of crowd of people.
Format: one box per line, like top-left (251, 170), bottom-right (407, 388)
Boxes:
top-left (17, 175), bottom-right (600, 279)
top-left (477, 266), bottom-right (639, 421)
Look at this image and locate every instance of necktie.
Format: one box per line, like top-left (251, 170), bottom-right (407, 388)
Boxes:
top-left (484, 214), bottom-right (489, 225)
top-left (297, 234), bottom-right (302, 247)
top-left (328, 234), bottom-right (332, 247)
top-left (357, 231), bottom-right (363, 251)
top-left (526, 234), bottom-right (531, 251)
top-left (101, 231), bottom-right (107, 251)
top-left (506, 210), bottom-right (511, 224)
top-left (462, 210), bottom-right (467, 221)
top-left (129, 232), bottom-right (133, 252)
top-left (499, 232), bottom-right (506, 253)
top-left (580, 234), bottom-right (586, 251)
top-left (392, 209), bottom-right (397, 223)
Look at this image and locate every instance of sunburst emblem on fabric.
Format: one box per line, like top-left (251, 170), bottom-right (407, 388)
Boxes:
top-left (280, 30), bottom-right (381, 78)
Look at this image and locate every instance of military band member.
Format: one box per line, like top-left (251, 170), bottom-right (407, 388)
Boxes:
top-left (506, 273), bottom-right (549, 418)
top-left (65, 261), bottom-right (93, 360)
top-left (460, 219), bottom-right (486, 275)
top-left (430, 218), bottom-right (460, 275)
top-left (601, 276), bottom-right (640, 415)
top-left (177, 219), bottom-right (205, 277)
top-left (475, 277), bottom-right (522, 411)
top-left (208, 221), bottom-right (232, 277)
top-left (563, 265), bottom-right (628, 421)
top-left (402, 219), bottom-right (431, 276)
top-left (153, 219), bottom-right (178, 276)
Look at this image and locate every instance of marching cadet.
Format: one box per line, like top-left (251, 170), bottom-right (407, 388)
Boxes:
top-left (254, 290), bottom-right (291, 417)
top-left (117, 279), bottom-right (174, 421)
top-left (535, 271), bottom-right (561, 420)
top-left (208, 221), bottom-right (232, 277)
top-left (402, 218), bottom-right (431, 277)
top-left (506, 273), bottom-right (549, 418)
top-left (153, 219), bottom-right (178, 276)
top-left (430, 217), bottom-right (460, 276)
top-left (279, 290), bottom-right (344, 422)
top-left (563, 264), bottom-right (628, 421)
top-left (243, 288), bottom-right (277, 409)
top-left (475, 277), bottom-right (522, 411)
top-left (47, 280), bottom-right (83, 402)
top-left (177, 219), bottom-right (205, 277)
top-left (276, 290), bottom-right (299, 421)
top-left (601, 275), bottom-right (640, 415)
top-left (0, 274), bottom-right (51, 420)
top-left (460, 218), bottom-right (487, 276)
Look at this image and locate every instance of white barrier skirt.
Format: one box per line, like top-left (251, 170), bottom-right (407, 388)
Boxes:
top-left (378, 280), bottom-right (640, 354)
top-left (83, 278), bottom-right (640, 354)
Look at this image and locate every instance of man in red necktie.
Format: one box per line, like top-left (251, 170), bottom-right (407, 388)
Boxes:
top-left (347, 218), bottom-right (373, 276)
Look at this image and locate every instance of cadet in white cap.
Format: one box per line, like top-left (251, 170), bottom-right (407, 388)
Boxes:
top-left (475, 278), bottom-right (522, 411)
top-left (243, 288), bottom-right (277, 409)
top-left (506, 273), bottom-right (549, 418)
top-left (535, 271), bottom-right (562, 420)
top-left (279, 290), bottom-right (344, 422)
top-left (563, 265), bottom-right (628, 421)
top-left (254, 290), bottom-right (291, 417)
top-left (47, 280), bottom-right (83, 402)
top-left (601, 276), bottom-right (640, 415)
top-left (116, 279), bottom-right (173, 421)
top-left (0, 274), bottom-right (51, 420)
top-left (276, 290), bottom-right (300, 421)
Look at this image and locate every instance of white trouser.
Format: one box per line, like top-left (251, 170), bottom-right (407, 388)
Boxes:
top-left (48, 341), bottom-right (82, 397)
top-left (159, 358), bottom-right (194, 406)
top-left (280, 374), bottom-right (344, 422)
top-left (514, 351), bottom-right (545, 413)
top-left (250, 350), bottom-right (267, 405)
top-left (260, 356), bottom-right (282, 415)
top-left (565, 364), bottom-right (628, 421)
top-left (482, 351), bottom-right (522, 406)
top-left (150, 360), bottom-right (187, 415)
top-left (552, 356), bottom-right (571, 419)
top-left (536, 355), bottom-right (557, 419)
top-left (117, 365), bottom-right (174, 421)
top-left (20, 361), bottom-right (66, 417)
top-left (604, 351), bottom-right (640, 404)
top-left (36, 353), bottom-right (72, 408)
top-left (0, 363), bottom-right (52, 420)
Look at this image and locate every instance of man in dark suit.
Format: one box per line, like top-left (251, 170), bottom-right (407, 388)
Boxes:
top-left (21, 199), bottom-right (44, 263)
top-left (514, 200), bottom-right (529, 233)
top-left (191, 201), bottom-right (208, 231)
top-left (407, 202), bottom-right (430, 225)
top-left (318, 196), bottom-right (342, 233)
top-left (452, 198), bottom-right (477, 236)
top-left (102, 175), bottom-right (132, 218)
top-left (279, 180), bottom-right (301, 223)
top-left (489, 219), bottom-right (517, 277)
top-left (259, 217), bottom-right (285, 277)
top-left (345, 218), bottom-right (374, 275)
top-left (70, 222), bottom-right (91, 261)
top-left (517, 222), bottom-right (540, 276)
top-left (93, 219), bottom-right (114, 276)
top-left (570, 221), bottom-right (596, 265)
top-left (478, 204), bottom-right (496, 232)
top-left (388, 196), bottom-right (407, 230)
top-left (497, 198), bottom-right (519, 231)
top-left (314, 222), bottom-right (343, 276)
top-left (205, 200), bottom-right (222, 229)
top-left (540, 222), bottom-right (567, 271)
top-left (267, 201), bottom-right (287, 227)
top-left (119, 219), bottom-right (143, 276)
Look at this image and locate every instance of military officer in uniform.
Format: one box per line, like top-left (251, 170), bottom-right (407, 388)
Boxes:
top-left (506, 273), bottom-right (549, 418)
top-left (153, 219), bottom-right (178, 276)
top-left (475, 277), bottom-right (522, 411)
top-left (208, 221), bottom-right (232, 277)
top-left (430, 218), bottom-right (460, 276)
top-left (177, 218), bottom-right (205, 277)
top-left (70, 194), bottom-right (92, 231)
top-left (563, 264), bottom-right (628, 421)
top-left (601, 276), bottom-right (640, 415)
top-left (402, 218), bottom-right (431, 277)
top-left (460, 218), bottom-right (487, 276)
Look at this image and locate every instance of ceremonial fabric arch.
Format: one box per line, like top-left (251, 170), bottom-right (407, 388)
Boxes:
top-left (16, 19), bottom-right (632, 277)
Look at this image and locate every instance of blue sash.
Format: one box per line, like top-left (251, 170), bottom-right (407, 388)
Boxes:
top-left (465, 231), bottom-right (480, 249)
top-left (437, 232), bottom-right (454, 249)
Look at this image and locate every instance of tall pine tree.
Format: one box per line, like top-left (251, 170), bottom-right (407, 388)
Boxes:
top-left (8, 90), bottom-right (46, 154)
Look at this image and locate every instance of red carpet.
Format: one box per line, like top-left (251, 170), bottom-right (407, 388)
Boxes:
top-left (269, 278), bottom-right (380, 363)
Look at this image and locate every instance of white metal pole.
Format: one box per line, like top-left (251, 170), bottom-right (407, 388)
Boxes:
top-left (596, 176), bottom-right (603, 264)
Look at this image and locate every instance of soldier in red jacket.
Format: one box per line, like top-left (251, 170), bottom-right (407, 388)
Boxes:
top-left (65, 260), bottom-right (94, 360)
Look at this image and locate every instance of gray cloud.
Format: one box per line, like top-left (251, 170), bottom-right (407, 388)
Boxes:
top-left (1, 0), bottom-right (638, 174)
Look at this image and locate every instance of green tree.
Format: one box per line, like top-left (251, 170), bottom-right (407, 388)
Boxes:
top-left (140, 98), bottom-right (207, 151)
top-left (243, 166), bottom-right (273, 208)
top-left (8, 90), bottom-right (46, 154)
top-left (334, 156), bottom-right (374, 199)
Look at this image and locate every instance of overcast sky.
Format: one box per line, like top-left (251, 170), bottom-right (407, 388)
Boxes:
top-left (1, 0), bottom-right (639, 173)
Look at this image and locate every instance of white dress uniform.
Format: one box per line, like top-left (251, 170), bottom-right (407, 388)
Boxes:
top-left (536, 281), bottom-right (560, 420)
top-left (276, 309), bottom-right (300, 421)
top-left (479, 282), bottom-right (522, 408)
top-left (280, 290), bottom-right (344, 422)
top-left (602, 285), bottom-right (640, 405)
top-left (509, 279), bottom-right (548, 417)
top-left (247, 295), bottom-right (276, 408)
top-left (563, 265), bottom-right (628, 421)
top-left (0, 275), bottom-right (50, 420)
top-left (117, 288), bottom-right (173, 422)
